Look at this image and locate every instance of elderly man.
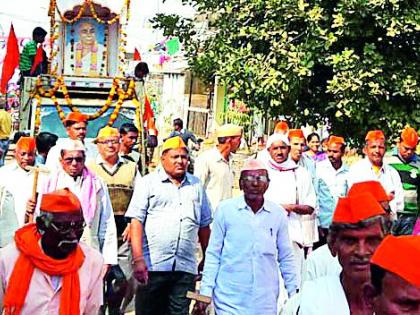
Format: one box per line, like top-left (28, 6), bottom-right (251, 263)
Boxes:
top-left (386, 127), bottom-right (419, 235)
top-left (194, 159), bottom-right (298, 315)
top-left (0, 188), bottom-right (103, 314)
top-left (0, 137), bottom-right (37, 227)
top-left (38, 139), bottom-right (117, 271)
top-left (194, 124), bottom-right (242, 210)
top-left (126, 136), bottom-right (212, 315)
top-left (87, 126), bottom-right (138, 315)
top-left (304, 180), bottom-right (392, 283)
top-left (364, 235), bottom-right (420, 314)
top-left (259, 133), bottom-right (316, 285)
top-left (316, 135), bottom-right (349, 244)
top-left (45, 112), bottom-right (96, 170)
top-left (299, 193), bottom-right (388, 314)
top-left (347, 130), bottom-right (404, 216)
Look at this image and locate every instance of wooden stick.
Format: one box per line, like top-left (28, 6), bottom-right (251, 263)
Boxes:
top-left (25, 166), bottom-right (49, 223)
top-left (186, 291), bottom-right (211, 304)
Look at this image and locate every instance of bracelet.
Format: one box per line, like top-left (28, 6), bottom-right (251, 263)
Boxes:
top-left (131, 256), bottom-right (145, 265)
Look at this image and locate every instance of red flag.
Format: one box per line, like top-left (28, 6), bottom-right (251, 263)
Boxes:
top-left (143, 95), bottom-right (154, 129)
top-left (30, 46), bottom-right (44, 75)
top-left (134, 48), bottom-right (141, 61)
top-left (0, 24), bottom-right (20, 94)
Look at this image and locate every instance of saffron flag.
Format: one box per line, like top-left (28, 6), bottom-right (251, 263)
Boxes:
top-left (134, 48), bottom-right (141, 61)
top-left (30, 46), bottom-right (44, 75)
top-left (0, 24), bottom-right (19, 94)
top-left (143, 95), bottom-right (154, 129)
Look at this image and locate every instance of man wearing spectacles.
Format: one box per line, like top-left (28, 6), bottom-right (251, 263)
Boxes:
top-left (194, 159), bottom-right (298, 315)
top-left (0, 188), bottom-right (104, 314)
top-left (37, 138), bottom-right (118, 281)
top-left (87, 126), bottom-right (139, 315)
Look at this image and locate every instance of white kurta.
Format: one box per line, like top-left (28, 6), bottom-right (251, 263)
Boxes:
top-left (347, 158), bottom-right (404, 215)
top-left (0, 162), bottom-right (34, 227)
top-left (299, 275), bottom-right (350, 315)
top-left (38, 170), bottom-right (118, 265)
top-left (303, 244), bottom-right (342, 282)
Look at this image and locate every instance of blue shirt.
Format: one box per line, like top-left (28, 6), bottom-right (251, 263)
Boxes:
top-left (125, 167), bottom-right (212, 274)
top-left (200, 196), bottom-right (298, 315)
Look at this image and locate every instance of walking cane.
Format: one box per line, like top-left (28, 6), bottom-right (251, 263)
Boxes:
top-left (25, 166), bottom-right (49, 223)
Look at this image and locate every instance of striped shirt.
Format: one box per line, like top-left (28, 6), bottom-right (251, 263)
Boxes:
top-left (19, 40), bottom-right (37, 71)
top-left (386, 150), bottom-right (419, 215)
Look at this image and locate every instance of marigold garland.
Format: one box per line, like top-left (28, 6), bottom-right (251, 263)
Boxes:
top-left (33, 76), bottom-right (135, 129)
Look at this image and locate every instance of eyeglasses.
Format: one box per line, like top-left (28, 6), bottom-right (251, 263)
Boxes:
top-left (63, 157), bottom-right (84, 164)
top-left (241, 175), bottom-right (269, 183)
top-left (50, 221), bottom-right (86, 234)
top-left (97, 140), bottom-right (120, 145)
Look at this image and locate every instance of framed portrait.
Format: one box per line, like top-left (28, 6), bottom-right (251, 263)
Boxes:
top-left (63, 18), bottom-right (108, 77)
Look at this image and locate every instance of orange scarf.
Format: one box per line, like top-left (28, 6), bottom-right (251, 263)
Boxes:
top-left (3, 223), bottom-right (85, 315)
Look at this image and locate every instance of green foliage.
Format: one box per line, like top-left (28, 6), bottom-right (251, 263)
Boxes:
top-left (152, 0), bottom-right (419, 146)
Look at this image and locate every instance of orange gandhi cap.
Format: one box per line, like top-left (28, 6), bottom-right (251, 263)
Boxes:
top-left (288, 129), bottom-right (305, 140)
top-left (274, 121), bottom-right (289, 134)
top-left (327, 135), bottom-right (345, 146)
top-left (365, 130), bottom-right (385, 142)
top-left (64, 112), bottom-right (87, 123)
top-left (348, 181), bottom-right (391, 202)
top-left (16, 136), bottom-right (36, 152)
top-left (40, 188), bottom-right (82, 213)
top-left (371, 235), bottom-right (420, 287)
top-left (333, 193), bottom-right (386, 224)
top-left (401, 127), bottom-right (419, 148)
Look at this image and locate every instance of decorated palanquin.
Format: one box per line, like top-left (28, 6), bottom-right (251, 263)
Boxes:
top-left (20, 0), bottom-right (145, 142)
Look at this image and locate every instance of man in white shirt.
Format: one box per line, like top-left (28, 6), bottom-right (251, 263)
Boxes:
top-left (38, 139), bottom-right (117, 274)
top-left (259, 133), bottom-right (316, 286)
top-left (347, 130), bottom-right (404, 216)
top-left (0, 137), bottom-right (37, 228)
top-left (316, 135), bottom-right (348, 245)
top-left (194, 124), bottom-right (242, 210)
top-left (194, 159), bottom-right (298, 315)
top-left (299, 193), bottom-right (389, 315)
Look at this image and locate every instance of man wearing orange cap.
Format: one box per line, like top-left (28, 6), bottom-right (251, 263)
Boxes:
top-left (0, 188), bottom-right (104, 314)
top-left (364, 235), bottom-right (420, 314)
top-left (0, 137), bottom-right (37, 228)
top-left (126, 136), bottom-right (212, 314)
top-left (348, 130), bottom-right (404, 216)
top-left (299, 193), bottom-right (388, 314)
top-left (288, 128), bottom-right (316, 178)
top-left (274, 120), bottom-right (289, 135)
top-left (303, 181), bottom-right (392, 284)
top-left (315, 135), bottom-right (349, 243)
top-left (194, 159), bottom-right (298, 315)
top-left (45, 111), bottom-right (97, 170)
top-left (87, 126), bottom-right (139, 315)
top-left (386, 127), bottom-right (419, 235)
top-left (194, 123), bottom-right (242, 210)
top-left (39, 139), bottom-right (118, 272)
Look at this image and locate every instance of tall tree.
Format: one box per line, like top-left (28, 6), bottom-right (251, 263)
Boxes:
top-left (152, 0), bottom-right (419, 145)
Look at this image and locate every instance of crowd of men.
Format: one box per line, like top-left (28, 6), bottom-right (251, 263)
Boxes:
top-left (0, 111), bottom-right (418, 315)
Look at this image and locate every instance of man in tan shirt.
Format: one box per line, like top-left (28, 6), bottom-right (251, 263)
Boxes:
top-left (194, 124), bottom-right (242, 211)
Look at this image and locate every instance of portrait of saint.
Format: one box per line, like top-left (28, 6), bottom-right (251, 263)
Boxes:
top-left (64, 19), bottom-right (106, 76)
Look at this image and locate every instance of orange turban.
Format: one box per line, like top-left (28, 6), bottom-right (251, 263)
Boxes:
top-left (365, 130), bottom-right (385, 142)
top-left (348, 181), bottom-right (390, 202)
top-left (288, 129), bottom-right (305, 140)
top-left (40, 188), bottom-right (82, 213)
top-left (16, 136), bottom-right (36, 152)
top-left (401, 127), bottom-right (419, 148)
top-left (161, 136), bottom-right (187, 155)
top-left (371, 235), bottom-right (420, 287)
top-left (274, 121), bottom-right (289, 134)
top-left (327, 135), bottom-right (345, 146)
top-left (332, 193), bottom-right (385, 224)
top-left (64, 112), bottom-right (87, 123)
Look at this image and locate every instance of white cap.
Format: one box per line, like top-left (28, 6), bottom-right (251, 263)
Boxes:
top-left (60, 139), bottom-right (86, 152)
top-left (266, 133), bottom-right (290, 149)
